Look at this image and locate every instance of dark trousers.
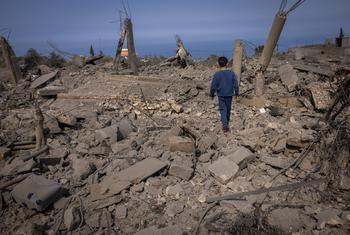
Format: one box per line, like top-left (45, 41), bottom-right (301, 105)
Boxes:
top-left (218, 96), bottom-right (233, 129)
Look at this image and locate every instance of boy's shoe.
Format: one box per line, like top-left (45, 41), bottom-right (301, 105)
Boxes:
top-left (223, 128), bottom-right (230, 133)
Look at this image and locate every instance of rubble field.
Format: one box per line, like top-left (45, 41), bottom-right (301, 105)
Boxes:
top-left (0, 44), bottom-right (350, 235)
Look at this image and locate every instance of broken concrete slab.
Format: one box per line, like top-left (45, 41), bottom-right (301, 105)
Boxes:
top-left (169, 162), bottom-right (193, 181)
top-left (226, 146), bottom-right (255, 169)
top-left (37, 85), bottom-right (67, 97)
top-left (261, 155), bottom-right (291, 169)
top-left (279, 64), bottom-right (299, 92)
top-left (91, 158), bottom-right (167, 200)
top-left (208, 157), bottom-right (239, 184)
top-left (306, 82), bottom-right (334, 111)
top-left (197, 134), bottom-right (217, 153)
top-left (11, 174), bottom-right (62, 211)
top-left (95, 124), bottom-right (119, 143)
top-left (294, 64), bottom-right (334, 77)
top-left (168, 136), bottom-right (195, 153)
top-left (30, 71), bottom-right (59, 89)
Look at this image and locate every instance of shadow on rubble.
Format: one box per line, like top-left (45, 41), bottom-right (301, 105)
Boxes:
top-left (228, 213), bottom-right (285, 235)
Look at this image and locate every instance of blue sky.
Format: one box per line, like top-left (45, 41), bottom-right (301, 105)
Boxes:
top-left (1, 0), bottom-right (349, 58)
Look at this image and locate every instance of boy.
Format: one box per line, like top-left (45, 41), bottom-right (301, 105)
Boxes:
top-left (209, 56), bottom-right (239, 132)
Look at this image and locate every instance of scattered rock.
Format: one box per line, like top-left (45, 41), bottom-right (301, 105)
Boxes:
top-left (279, 64), bottom-right (299, 92)
top-left (208, 157), bottom-right (239, 184)
top-left (115, 205), bottom-right (128, 219)
top-left (70, 154), bottom-right (96, 180)
top-left (169, 136), bottom-right (195, 153)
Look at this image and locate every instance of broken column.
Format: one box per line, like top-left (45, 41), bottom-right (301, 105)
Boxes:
top-left (0, 36), bottom-right (22, 85)
top-left (233, 39), bottom-right (244, 85)
top-left (255, 12), bottom-right (286, 96)
top-left (34, 105), bottom-right (46, 150)
top-left (114, 18), bottom-right (138, 74)
top-left (126, 18), bottom-right (138, 75)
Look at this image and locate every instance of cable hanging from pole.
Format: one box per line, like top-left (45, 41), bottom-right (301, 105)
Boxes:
top-left (279, 0), bottom-right (306, 15)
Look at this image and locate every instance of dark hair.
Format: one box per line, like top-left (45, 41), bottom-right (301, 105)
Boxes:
top-left (218, 56), bottom-right (228, 67)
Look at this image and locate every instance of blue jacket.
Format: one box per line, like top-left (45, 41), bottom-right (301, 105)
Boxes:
top-left (210, 70), bottom-right (239, 97)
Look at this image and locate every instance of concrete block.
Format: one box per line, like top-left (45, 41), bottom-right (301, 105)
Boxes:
top-left (169, 162), bottom-right (193, 180)
top-left (37, 85), bottom-right (67, 96)
top-left (169, 136), bottom-right (195, 153)
top-left (227, 147), bottom-right (255, 169)
top-left (11, 174), bottom-right (62, 211)
top-left (208, 157), bottom-right (239, 184)
top-left (95, 124), bottom-right (119, 143)
top-left (279, 64), bottom-right (299, 92)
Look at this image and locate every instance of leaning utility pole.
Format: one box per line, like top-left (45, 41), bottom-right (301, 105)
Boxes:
top-left (114, 17), bottom-right (138, 75)
top-left (0, 36), bottom-right (22, 85)
top-left (254, 0), bottom-right (305, 96)
top-left (233, 39), bottom-right (244, 85)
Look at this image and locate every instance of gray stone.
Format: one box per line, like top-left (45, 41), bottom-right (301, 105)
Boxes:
top-left (89, 146), bottom-right (110, 156)
top-left (279, 64), bottom-right (299, 92)
top-left (272, 137), bottom-right (286, 154)
top-left (169, 136), bottom-right (195, 153)
top-left (198, 152), bottom-right (212, 163)
top-left (169, 162), bottom-right (193, 181)
top-left (165, 184), bottom-right (184, 197)
top-left (95, 124), bottom-right (119, 143)
top-left (115, 205), bottom-right (128, 219)
top-left (117, 119), bottom-right (136, 140)
top-left (316, 208), bottom-right (343, 228)
top-left (44, 114), bottom-right (61, 134)
top-left (208, 157), bottom-right (239, 184)
top-left (227, 146), bottom-right (255, 169)
top-left (166, 201), bottom-right (184, 217)
top-left (57, 113), bottom-right (77, 127)
top-left (261, 155), bottom-right (290, 169)
top-left (64, 206), bottom-right (81, 231)
top-left (37, 85), bottom-right (67, 96)
top-left (197, 134), bottom-right (217, 152)
top-left (70, 154), bottom-right (96, 180)
top-left (268, 208), bottom-right (310, 233)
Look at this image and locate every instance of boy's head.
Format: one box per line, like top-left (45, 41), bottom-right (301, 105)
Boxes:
top-left (218, 56), bottom-right (228, 67)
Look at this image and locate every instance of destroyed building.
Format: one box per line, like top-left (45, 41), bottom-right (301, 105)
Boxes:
top-left (1, 1), bottom-right (350, 235)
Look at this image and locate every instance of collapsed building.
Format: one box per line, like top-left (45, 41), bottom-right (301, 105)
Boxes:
top-left (0, 2), bottom-right (350, 235)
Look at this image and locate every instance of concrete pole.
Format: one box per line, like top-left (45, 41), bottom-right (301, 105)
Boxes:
top-left (233, 39), bottom-right (244, 85)
top-left (0, 37), bottom-right (21, 85)
top-left (259, 12), bottom-right (287, 69)
top-left (255, 12), bottom-right (287, 96)
top-left (114, 21), bottom-right (128, 71)
top-left (126, 18), bottom-right (138, 75)
top-left (34, 105), bottom-right (45, 150)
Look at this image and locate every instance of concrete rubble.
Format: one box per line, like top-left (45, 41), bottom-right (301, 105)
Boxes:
top-left (0, 42), bottom-right (350, 234)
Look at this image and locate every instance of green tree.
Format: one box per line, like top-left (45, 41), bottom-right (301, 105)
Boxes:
top-left (89, 45), bottom-right (95, 57)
